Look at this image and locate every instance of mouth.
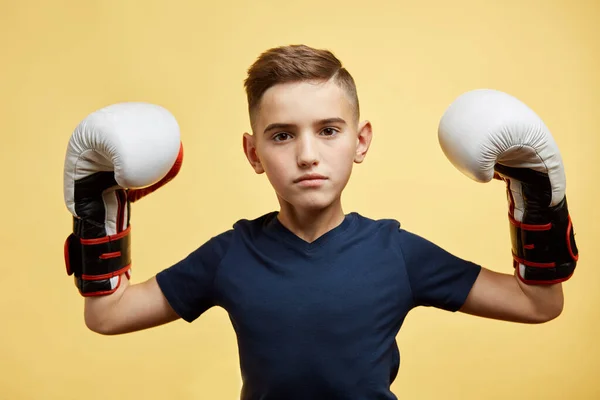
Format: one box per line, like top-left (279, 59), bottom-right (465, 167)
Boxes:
top-left (294, 174), bottom-right (328, 183)
top-left (294, 174), bottom-right (328, 188)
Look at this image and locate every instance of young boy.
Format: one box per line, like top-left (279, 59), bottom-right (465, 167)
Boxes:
top-left (64, 44), bottom-right (578, 399)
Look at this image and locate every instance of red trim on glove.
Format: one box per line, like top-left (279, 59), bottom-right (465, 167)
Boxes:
top-left (507, 213), bottom-right (552, 231)
top-left (99, 251), bottom-right (121, 259)
top-left (80, 275), bottom-right (123, 297)
top-left (567, 216), bottom-right (579, 261)
top-left (80, 225), bottom-right (131, 245)
top-left (512, 254), bottom-right (555, 268)
top-left (82, 264), bottom-right (131, 281)
top-left (64, 237), bottom-right (71, 275)
top-left (516, 269), bottom-right (575, 285)
top-left (128, 142), bottom-right (184, 203)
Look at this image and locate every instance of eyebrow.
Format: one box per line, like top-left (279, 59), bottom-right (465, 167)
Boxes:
top-left (263, 117), bottom-right (347, 135)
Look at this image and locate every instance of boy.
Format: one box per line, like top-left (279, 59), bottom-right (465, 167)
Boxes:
top-left (63, 44), bottom-right (578, 399)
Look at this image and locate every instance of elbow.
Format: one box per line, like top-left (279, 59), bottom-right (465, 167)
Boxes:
top-left (85, 312), bottom-right (118, 336)
top-left (85, 316), bottom-right (108, 335)
top-left (545, 292), bottom-right (565, 322)
top-left (534, 301), bottom-right (564, 324)
top-left (546, 303), bottom-right (564, 322)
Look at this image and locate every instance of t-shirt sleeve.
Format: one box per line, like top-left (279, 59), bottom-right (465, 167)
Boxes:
top-left (396, 228), bottom-right (482, 312)
top-left (155, 230), bottom-right (233, 322)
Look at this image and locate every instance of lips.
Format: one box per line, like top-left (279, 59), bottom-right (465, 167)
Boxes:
top-left (294, 174), bottom-right (327, 183)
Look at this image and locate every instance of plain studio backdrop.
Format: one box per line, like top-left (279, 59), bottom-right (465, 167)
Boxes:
top-left (1, 0), bottom-right (598, 399)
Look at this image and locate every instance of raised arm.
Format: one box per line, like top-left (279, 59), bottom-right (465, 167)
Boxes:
top-left (84, 275), bottom-right (180, 335)
top-left (459, 267), bottom-right (563, 324)
top-left (437, 89), bottom-right (579, 323)
top-left (63, 102), bottom-right (184, 333)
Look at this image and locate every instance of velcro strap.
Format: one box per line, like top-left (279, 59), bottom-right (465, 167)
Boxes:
top-left (75, 275), bottom-right (123, 297)
top-left (509, 196), bottom-right (578, 284)
top-left (64, 225), bottom-right (132, 280)
top-left (516, 262), bottom-right (576, 284)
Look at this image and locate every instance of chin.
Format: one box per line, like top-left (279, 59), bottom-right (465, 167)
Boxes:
top-left (288, 193), bottom-right (340, 212)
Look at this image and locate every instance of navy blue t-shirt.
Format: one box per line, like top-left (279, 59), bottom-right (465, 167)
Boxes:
top-left (156, 211), bottom-right (481, 399)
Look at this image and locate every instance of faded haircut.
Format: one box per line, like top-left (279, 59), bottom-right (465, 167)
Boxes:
top-left (244, 44), bottom-right (359, 131)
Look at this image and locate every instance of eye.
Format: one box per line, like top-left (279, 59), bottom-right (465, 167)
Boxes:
top-left (273, 132), bottom-right (292, 142)
top-left (321, 127), bottom-right (339, 136)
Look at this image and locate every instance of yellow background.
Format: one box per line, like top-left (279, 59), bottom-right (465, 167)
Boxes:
top-left (1, 0), bottom-right (598, 399)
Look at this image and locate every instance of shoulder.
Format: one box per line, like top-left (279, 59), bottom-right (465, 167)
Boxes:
top-left (231, 211), bottom-right (278, 233)
top-left (161, 212), bottom-right (278, 271)
top-left (350, 213), bottom-right (449, 256)
top-left (344, 213), bottom-right (412, 255)
top-left (225, 210), bottom-right (279, 243)
top-left (349, 212), bottom-right (402, 234)
top-left (200, 211), bottom-right (279, 245)
top-left (350, 212), bottom-right (428, 246)
top-left (355, 212), bottom-right (431, 238)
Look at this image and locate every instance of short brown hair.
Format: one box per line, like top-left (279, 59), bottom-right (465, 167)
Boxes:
top-left (244, 44), bottom-right (359, 130)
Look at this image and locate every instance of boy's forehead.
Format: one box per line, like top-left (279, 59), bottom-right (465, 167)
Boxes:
top-left (255, 80), bottom-right (353, 128)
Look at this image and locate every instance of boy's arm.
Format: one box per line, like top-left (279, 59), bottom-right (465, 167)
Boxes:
top-left (63, 102), bottom-right (185, 333)
top-left (437, 89), bottom-right (579, 323)
top-left (84, 275), bottom-right (180, 335)
top-left (459, 268), bottom-right (563, 324)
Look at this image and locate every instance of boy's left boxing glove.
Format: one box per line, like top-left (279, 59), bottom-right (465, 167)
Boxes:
top-left (437, 89), bottom-right (578, 285)
top-left (63, 102), bottom-right (183, 296)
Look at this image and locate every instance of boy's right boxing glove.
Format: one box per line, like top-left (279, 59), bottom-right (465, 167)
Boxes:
top-left (63, 102), bottom-right (183, 296)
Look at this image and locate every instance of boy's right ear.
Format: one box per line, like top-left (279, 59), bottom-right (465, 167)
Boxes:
top-left (242, 132), bottom-right (265, 174)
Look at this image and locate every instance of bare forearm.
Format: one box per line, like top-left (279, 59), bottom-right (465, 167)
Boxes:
top-left (514, 270), bottom-right (564, 322)
top-left (84, 274), bottom-right (180, 335)
top-left (84, 274), bottom-right (130, 333)
top-left (460, 267), bottom-right (564, 324)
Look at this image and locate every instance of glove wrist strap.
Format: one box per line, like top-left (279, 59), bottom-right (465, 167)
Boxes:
top-left (64, 219), bottom-right (132, 296)
top-left (510, 196), bottom-right (579, 284)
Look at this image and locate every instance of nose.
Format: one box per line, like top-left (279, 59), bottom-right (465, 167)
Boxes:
top-left (296, 134), bottom-right (319, 168)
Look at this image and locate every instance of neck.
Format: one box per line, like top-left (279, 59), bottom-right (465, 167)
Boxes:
top-left (276, 198), bottom-right (346, 243)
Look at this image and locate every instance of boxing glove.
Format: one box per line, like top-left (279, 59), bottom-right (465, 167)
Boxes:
top-left (438, 89), bottom-right (578, 284)
top-left (63, 102), bottom-right (183, 296)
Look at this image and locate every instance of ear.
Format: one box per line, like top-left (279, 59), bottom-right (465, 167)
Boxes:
top-left (243, 132), bottom-right (265, 174)
top-left (354, 120), bottom-right (373, 164)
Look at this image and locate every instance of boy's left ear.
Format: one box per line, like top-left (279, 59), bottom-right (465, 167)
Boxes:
top-left (354, 120), bottom-right (373, 164)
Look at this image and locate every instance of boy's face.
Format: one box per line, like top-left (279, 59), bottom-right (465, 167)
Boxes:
top-left (243, 79), bottom-right (372, 212)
